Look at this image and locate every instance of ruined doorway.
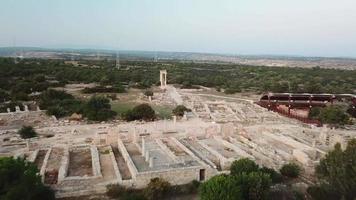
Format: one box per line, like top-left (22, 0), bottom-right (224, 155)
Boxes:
top-left (199, 169), bottom-right (205, 181)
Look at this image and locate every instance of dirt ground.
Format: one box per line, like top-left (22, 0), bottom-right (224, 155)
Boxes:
top-left (68, 148), bottom-right (93, 177)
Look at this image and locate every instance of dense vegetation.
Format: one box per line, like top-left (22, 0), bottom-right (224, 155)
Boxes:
top-left (309, 106), bottom-right (352, 126)
top-left (17, 126), bottom-right (37, 139)
top-left (0, 157), bottom-right (55, 200)
top-left (308, 139), bottom-right (356, 200)
top-left (0, 58), bottom-right (355, 100)
top-left (122, 104), bottom-right (156, 121)
top-left (106, 178), bottom-right (200, 200)
top-left (0, 57), bottom-right (354, 123)
top-left (40, 89), bottom-right (116, 121)
top-left (172, 105), bottom-right (191, 117)
top-left (200, 158), bottom-right (300, 200)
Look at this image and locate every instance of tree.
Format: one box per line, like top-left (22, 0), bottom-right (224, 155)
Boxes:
top-left (83, 96), bottom-right (116, 121)
top-left (230, 158), bottom-right (259, 176)
top-left (237, 172), bottom-right (272, 200)
top-left (123, 104), bottom-right (156, 121)
top-left (144, 178), bottom-right (171, 200)
top-left (0, 157), bottom-right (55, 200)
top-left (260, 167), bottom-right (283, 183)
top-left (309, 139), bottom-right (356, 200)
top-left (199, 175), bottom-right (243, 200)
top-left (0, 88), bottom-right (10, 102)
top-left (172, 105), bottom-right (191, 117)
top-left (309, 106), bottom-right (351, 126)
top-left (280, 163), bottom-right (301, 178)
top-left (17, 126), bottom-right (37, 139)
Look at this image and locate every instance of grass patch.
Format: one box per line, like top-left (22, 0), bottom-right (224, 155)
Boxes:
top-left (111, 102), bottom-right (137, 115)
top-left (153, 105), bottom-right (173, 119)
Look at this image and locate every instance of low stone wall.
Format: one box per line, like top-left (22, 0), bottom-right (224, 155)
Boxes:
top-left (58, 145), bottom-right (102, 183)
top-left (40, 148), bottom-right (52, 182)
top-left (155, 139), bottom-right (178, 162)
top-left (91, 145), bottom-right (102, 177)
top-left (28, 149), bottom-right (39, 162)
top-left (117, 138), bottom-right (138, 179)
top-left (58, 147), bottom-right (69, 183)
top-left (214, 136), bottom-right (253, 159)
top-left (108, 145), bottom-right (122, 181)
top-left (197, 140), bottom-right (228, 169)
top-left (134, 166), bottom-right (203, 188)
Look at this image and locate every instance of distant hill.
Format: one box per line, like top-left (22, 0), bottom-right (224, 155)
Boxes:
top-left (1, 47), bottom-right (356, 70)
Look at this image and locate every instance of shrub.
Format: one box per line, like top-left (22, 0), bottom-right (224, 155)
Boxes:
top-left (83, 96), bottom-right (116, 121)
top-left (143, 178), bottom-right (171, 200)
top-left (260, 167), bottom-right (283, 183)
top-left (230, 158), bottom-right (259, 176)
top-left (280, 163), bottom-right (301, 178)
top-left (199, 175), bottom-right (243, 200)
top-left (106, 184), bottom-right (145, 200)
top-left (123, 104), bottom-right (156, 121)
top-left (144, 90), bottom-right (153, 97)
top-left (0, 157), bottom-right (55, 200)
top-left (18, 126), bottom-right (37, 139)
top-left (172, 105), bottom-right (191, 117)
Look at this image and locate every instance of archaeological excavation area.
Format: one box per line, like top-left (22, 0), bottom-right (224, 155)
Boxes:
top-left (1, 83), bottom-right (355, 198)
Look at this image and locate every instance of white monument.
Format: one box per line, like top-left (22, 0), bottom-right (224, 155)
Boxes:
top-left (160, 70), bottom-right (167, 89)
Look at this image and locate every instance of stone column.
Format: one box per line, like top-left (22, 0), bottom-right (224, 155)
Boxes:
top-left (173, 116), bottom-right (177, 125)
top-left (24, 105), bottom-right (29, 112)
top-left (141, 137), bottom-right (146, 156)
top-left (149, 157), bottom-right (154, 168)
top-left (145, 151), bottom-right (150, 162)
top-left (6, 108), bottom-right (10, 113)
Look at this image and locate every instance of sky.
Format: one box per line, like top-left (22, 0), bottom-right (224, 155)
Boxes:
top-left (1, 0), bottom-right (356, 57)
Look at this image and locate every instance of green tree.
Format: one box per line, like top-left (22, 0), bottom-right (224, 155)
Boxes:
top-left (199, 175), bottom-right (243, 200)
top-left (230, 158), bottom-right (259, 176)
top-left (237, 172), bottom-right (272, 200)
top-left (17, 126), bottom-right (37, 139)
top-left (310, 139), bottom-right (356, 200)
top-left (83, 96), bottom-right (116, 121)
top-left (0, 157), bottom-right (55, 200)
top-left (260, 167), bottom-right (283, 183)
top-left (280, 163), bottom-right (301, 178)
top-left (309, 106), bottom-right (351, 125)
top-left (123, 104), bottom-right (156, 121)
top-left (172, 105), bottom-right (191, 117)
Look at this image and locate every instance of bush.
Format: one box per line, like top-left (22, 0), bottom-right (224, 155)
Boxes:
top-left (224, 87), bottom-right (241, 94)
top-left (83, 96), bottom-right (116, 121)
top-left (230, 158), bottom-right (259, 176)
top-left (172, 105), bottom-right (191, 117)
top-left (309, 106), bottom-right (351, 125)
top-left (0, 157), bottom-right (55, 200)
top-left (260, 167), bottom-right (283, 183)
top-left (106, 184), bottom-right (145, 200)
top-left (143, 178), bottom-right (171, 200)
top-left (199, 175), bottom-right (243, 200)
top-left (18, 126), bottom-right (37, 139)
top-left (144, 90), bottom-right (154, 97)
top-left (123, 104), bottom-right (156, 121)
top-left (310, 140), bottom-right (356, 200)
top-left (280, 163), bottom-right (301, 178)
top-left (171, 180), bottom-right (201, 195)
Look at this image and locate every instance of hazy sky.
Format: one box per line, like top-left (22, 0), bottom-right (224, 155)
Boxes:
top-left (1, 0), bottom-right (356, 57)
